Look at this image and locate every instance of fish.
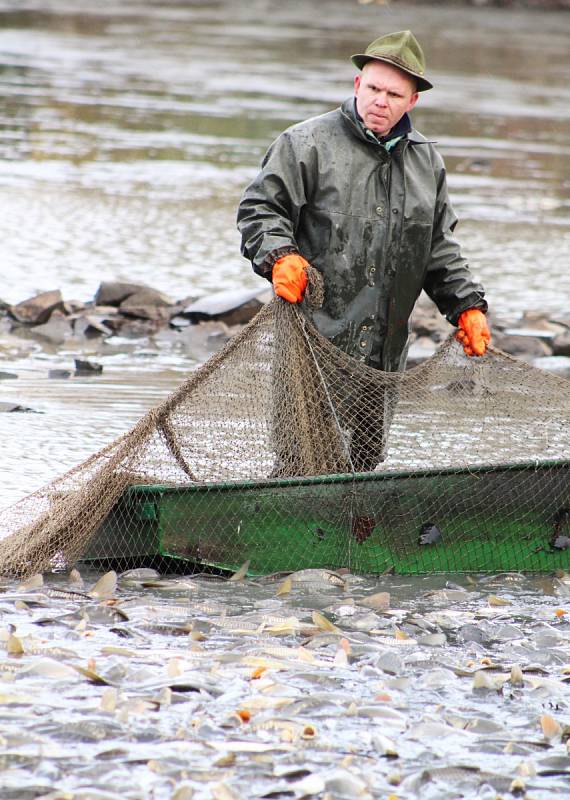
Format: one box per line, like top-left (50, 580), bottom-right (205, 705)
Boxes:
top-left (288, 569), bottom-right (347, 588)
top-left (88, 571), bottom-right (118, 600)
top-left (228, 560), bottom-right (250, 582)
top-left (418, 522), bottom-right (441, 545)
top-left (358, 591), bottom-right (390, 611)
top-left (312, 611), bottom-right (341, 634)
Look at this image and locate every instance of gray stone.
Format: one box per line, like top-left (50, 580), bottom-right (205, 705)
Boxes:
top-left (492, 332), bottom-right (552, 358)
top-left (9, 290), bottom-right (64, 325)
top-left (119, 304), bottom-right (173, 322)
top-left (184, 287), bottom-right (272, 325)
top-left (0, 371), bottom-right (18, 380)
top-left (48, 369), bottom-right (72, 379)
top-left (520, 311), bottom-right (567, 335)
top-left (169, 316), bottom-right (191, 328)
top-left (74, 315), bottom-right (114, 338)
top-left (74, 359), bottom-right (103, 375)
top-left (29, 312), bottom-right (72, 345)
top-left (0, 401), bottom-right (39, 413)
top-left (552, 331), bottom-right (570, 357)
top-left (411, 306), bottom-right (452, 340)
top-left (62, 299), bottom-right (87, 315)
top-left (120, 287), bottom-right (173, 309)
top-left (116, 318), bottom-right (162, 338)
top-left (94, 281), bottom-right (153, 307)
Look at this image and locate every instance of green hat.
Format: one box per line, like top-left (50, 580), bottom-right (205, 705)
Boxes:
top-left (351, 30), bottom-right (433, 92)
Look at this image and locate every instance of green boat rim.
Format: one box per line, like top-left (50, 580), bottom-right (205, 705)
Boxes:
top-left (126, 457), bottom-right (570, 494)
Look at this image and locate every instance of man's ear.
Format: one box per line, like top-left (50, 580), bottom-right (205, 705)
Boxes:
top-left (407, 92), bottom-right (419, 112)
top-left (354, 74), bottom-right (361, 94)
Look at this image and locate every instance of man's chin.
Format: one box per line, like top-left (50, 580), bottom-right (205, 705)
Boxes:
top-left (366, 119), bottom-right (390, 135)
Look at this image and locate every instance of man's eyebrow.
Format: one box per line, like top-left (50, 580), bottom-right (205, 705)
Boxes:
top-left (365, 81), bottom-right (405, 96)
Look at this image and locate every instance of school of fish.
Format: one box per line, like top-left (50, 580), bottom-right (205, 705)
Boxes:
top-left (2, 566), bottom-right (570, 799)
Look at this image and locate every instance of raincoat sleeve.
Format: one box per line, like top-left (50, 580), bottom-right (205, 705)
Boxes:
top-left (423, 156), bottom-right (487, 325)
top-left (237, 130), bottom-right (314, 280)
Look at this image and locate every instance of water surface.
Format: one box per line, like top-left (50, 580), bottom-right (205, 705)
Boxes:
top-left (0, 6), bottom-right (570, 796)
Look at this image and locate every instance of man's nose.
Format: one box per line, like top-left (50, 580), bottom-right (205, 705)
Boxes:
top-left (373, 92), bottom-right (388, 107)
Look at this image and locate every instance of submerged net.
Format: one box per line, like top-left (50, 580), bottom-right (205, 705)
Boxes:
top-left (1, 271), bottom-right (570, 577)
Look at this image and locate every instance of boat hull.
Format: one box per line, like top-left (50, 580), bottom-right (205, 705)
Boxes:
top-left (86, 461), bottom-right (570, 574)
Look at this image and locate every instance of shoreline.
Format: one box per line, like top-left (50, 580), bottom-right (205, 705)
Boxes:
top-left (1, 282), bottom-right (570, 389)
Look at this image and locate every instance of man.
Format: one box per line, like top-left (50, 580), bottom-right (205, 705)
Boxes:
top-left (237, 30), bottom-right (490, 470)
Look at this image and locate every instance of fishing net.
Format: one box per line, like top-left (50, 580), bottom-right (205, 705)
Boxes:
top-left (1, 270), bottom-right (570, 577)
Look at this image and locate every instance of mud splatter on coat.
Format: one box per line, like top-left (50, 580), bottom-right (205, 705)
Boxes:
top-left (237, 98), bottom-right (487, 371)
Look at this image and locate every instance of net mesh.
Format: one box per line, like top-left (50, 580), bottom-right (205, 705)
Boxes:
top-left (1, 270), bottom-right (570, 577)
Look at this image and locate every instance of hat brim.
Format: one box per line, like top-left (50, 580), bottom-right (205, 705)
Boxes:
top-left (351, 54), bottom-right (433, 92)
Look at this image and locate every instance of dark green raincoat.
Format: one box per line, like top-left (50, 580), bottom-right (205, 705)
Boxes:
top-left (237, 98), bottom-right (486, 372)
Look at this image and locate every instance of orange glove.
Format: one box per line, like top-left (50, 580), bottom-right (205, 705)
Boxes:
top-left (272, 253), bottom-right (309, 304)
top-left (456, 308), bottom-right (491, 357)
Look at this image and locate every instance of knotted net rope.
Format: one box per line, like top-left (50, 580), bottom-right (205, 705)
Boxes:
top-left (1, 269), bottom-right (569, 576)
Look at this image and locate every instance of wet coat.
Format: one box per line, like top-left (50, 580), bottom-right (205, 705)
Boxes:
top-left (237, 98), bottom-right (487, 372)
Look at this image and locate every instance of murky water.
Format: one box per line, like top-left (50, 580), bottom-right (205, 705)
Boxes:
top-left (1, 3), bottom-right (570, 796)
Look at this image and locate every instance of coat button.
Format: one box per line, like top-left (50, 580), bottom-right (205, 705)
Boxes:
top-left (360, 340), bottom-right (367, 348)
top-left (375, 205), bottom-right (384, 216)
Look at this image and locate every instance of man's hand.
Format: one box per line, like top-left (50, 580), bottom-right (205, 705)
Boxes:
top-left (272, 254), bottom-right (309, 303)
top-left (456, 309), bottom-right (491, 357)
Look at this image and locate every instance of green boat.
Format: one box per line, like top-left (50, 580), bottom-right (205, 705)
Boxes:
top-left (85, 458), bottom-right (570, 575)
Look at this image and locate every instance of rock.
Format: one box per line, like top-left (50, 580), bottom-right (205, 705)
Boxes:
top-left (73, 315), bottom-right (114, 338)
top-left (411, 305), bottom-right (452, 340)
top-left (48, 369), bottom-right (72, 379)
top-left (549, 314), bottom-right (570, 330)
top-left (551, 331), bottom-right (570, 357)
top-left (92, 305), bottom-right (121, 316)
top-left (119, 304), bottom-right (174, 322)
top-left (0, 371), bottom-right (18, 380)
top-left (120, 287), bottom-right (173, 310)
top-left (0, 402), bottom-right (39, 413)
top-left (183, 287), bottom-right (272, 326)
top-left (492, 332), bottom-right (552, 358)
top-left (29, 312), bottom-right (72, 345)
top-left (169, 315), bottom-right (191, 329)
top-left (94, 281), bottom-right (153, 307)
top-left (117, 318), bottom-right (164, 338)
top-left (74, 359), bottom-right (103, 375)
top-left (9, 290), bottom-right (64, 325)
top-left (521, 311), bottom-right (567, 334)
top-left (62, 299), bottom-right (87, 315)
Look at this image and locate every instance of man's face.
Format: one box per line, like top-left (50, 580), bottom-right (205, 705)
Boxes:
top-left (354, 60), bottom-right (419, 136)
